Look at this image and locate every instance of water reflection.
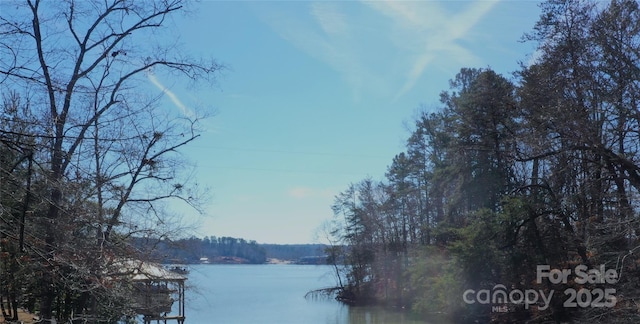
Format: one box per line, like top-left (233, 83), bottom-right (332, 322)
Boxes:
top-left (184, 264), bottom-right (438, 324)
top-left (346, 305), bottom-right (431, 324)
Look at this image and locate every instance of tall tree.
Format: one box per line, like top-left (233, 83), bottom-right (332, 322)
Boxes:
top-left (439, 68), bottom-right (518, 215)
top-left (517, 1), bottom-right (640, 320)
top-left (0, 0), bottom-right (221, 321)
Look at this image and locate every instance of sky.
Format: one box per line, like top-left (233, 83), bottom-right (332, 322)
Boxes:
top-left (154, 0), bottom-right (543, 244)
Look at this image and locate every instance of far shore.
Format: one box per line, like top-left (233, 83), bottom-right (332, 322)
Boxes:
top-left (266, 258), bottom-right (294, 264)
top-left (182, 255), bottom-right (328, 265)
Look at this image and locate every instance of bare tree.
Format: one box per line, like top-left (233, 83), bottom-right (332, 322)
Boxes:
top-left (0, 0), bottom-right (221, 321)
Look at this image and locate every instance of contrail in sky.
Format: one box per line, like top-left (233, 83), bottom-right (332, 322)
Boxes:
top-left (147, 71), bottom-right (194, 119)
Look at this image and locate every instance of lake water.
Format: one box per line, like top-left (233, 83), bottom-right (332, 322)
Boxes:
top-left (182, 264), bottom-right (430, 324)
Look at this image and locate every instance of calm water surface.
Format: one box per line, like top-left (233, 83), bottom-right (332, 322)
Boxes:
top-left (183, 264), bottom-right (429, 324)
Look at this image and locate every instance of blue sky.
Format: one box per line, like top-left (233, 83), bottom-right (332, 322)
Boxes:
top-left (156, 1), bottom-right (542, 244)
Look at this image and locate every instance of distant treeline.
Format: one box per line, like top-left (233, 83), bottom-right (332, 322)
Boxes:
top-left (260, 243), bottom-right (327, 261)
top-left (133, 236), bottom-right (328, 264)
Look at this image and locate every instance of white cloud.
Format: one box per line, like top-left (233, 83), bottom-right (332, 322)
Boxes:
top-left (255, 0), bottom-right (501, 102)
top-left (289, 187), bottom-right (313, 199)
top-left (311, 2), bottom-right (348, 36)
top-left (365, 1), bottom-right (446, 30)
top-left (364, 0), bottom-right (501, 99)
top-left (253, 2), bottom-right (386, 102)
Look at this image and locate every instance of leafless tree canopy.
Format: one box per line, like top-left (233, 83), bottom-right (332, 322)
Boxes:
top-left (0, 0), bottom-right (221, 322)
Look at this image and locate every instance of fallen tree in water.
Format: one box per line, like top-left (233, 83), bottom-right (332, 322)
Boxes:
top-left (305, 285), bottom-right (375, 306)
top-left (304, 286), bottom-right (343, 302)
